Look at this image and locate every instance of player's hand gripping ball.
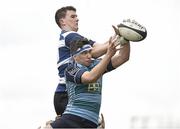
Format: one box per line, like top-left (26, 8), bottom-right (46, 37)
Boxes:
top-left (117, 19), bottom-right (147, 42)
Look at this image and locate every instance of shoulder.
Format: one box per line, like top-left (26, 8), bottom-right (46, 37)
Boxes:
top-left (65, 31), bottom-right (83, 40)
top-left (60, 31), bottom-right (80, 40)
top-left (66, 63), bottom-right (88, 74)
top-left (66, 63), bottom-right (87, 84)
top-left (63, 32), bottom-right (84, 46)
top-left (66, 63), bottom-right (80, 74)
top-left (62, 31), bottom-right (95, 47)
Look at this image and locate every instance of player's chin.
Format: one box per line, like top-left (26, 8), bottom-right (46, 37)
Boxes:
top-left (84, 61), bottom-right (91, 67)
top-left (74, 26), bottom-right (78, 31)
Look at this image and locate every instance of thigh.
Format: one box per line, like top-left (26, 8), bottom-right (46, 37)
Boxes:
top-left (53, 92), bottom-right (68, 115)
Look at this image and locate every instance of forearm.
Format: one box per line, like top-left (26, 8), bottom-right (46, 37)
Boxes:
top-left (81, 54), bottom-right (111, 83)
top-left (91, 41), bottom-right (109, 58)
top-left (111, 43), bottom-right (130, 68)
top-left (91, 35), bottom-right (119, 58)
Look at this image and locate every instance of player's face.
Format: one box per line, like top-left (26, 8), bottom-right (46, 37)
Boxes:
top-left (74, 50), bottom-right (92, 66)
top-left (62, 10), bottom-right (79, 31)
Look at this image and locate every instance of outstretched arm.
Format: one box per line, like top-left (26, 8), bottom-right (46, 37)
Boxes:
top-left (91, 41), bottom-right (109, 58)
top-left (81, 37), bottom-right (117, 83)
top-left (91, 34), bottom-right (118, 58)
top-left (111, 42), bottom-right (130, 68)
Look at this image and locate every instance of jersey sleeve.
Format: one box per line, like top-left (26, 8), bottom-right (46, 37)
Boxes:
top-left (65, 63), bottom-right (87, 84)
top-left (65, 32), bottom-right (95, 48)
top-left (106, 60), bottom-right (115, 72)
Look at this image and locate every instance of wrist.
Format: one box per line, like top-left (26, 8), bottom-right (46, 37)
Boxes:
top-left (116, 36), bottom-right (129, 46)
top-left (104, 53), bottom-right (113, 60)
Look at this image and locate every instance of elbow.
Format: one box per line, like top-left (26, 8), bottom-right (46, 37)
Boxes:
top-left (85, 76), bottom-right (98, 83)
top-left (124, 43), bottom-right (130, 62)
top-left (81, 73), bottom-right (98, 84)
top-left (121, 51), bottom-right (130, 64)
top-left (120, 43), bottom-right (130, 63)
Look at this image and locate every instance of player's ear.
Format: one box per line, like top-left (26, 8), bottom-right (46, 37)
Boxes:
top-left (59, 18), bottom-right (65, 27)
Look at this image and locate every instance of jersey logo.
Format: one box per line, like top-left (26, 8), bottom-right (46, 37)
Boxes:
top-left (67, 66), bottom-right (80, 76)
top-left (88, 83), bottom-right (101, 92)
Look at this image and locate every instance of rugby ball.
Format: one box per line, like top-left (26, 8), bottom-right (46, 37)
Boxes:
top-left (117, 19), bottom-right (147, 42)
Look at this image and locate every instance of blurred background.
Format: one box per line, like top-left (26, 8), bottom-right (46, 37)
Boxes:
top-left (0, 0), bottom-right (180, 129)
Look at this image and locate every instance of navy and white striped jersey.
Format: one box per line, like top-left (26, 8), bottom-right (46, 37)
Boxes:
top-left (64, 60), bottom-right (102, 125)
top-left (56, 30), bottom-right (95, 92)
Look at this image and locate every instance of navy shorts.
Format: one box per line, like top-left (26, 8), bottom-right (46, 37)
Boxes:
top-left (50, 114), bottom-right (98, 128)
top-left (53, 91), bottom-right (68, 115)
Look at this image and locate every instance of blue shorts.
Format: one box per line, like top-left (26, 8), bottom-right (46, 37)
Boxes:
top-left (50, 114), bottom-right (98, 128)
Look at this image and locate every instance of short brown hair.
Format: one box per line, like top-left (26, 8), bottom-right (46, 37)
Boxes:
top-left (55, 6), bottom-right (76, 28)
top-left (70, 38), bottom-right (89, 55)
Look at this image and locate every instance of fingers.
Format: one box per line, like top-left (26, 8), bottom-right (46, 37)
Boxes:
top-left (108, 36), bottom-right (112, 44)
top-left (112, 25), bottom-right (120, 35)
top-left (116, 47), bottom-right (121, 51)
top-left (109, 36), bottom-right (116, 50)
top-left (107, 35), bottom-right (123, 58)
top-left (100, 113), bottom-right (105, 128)
top-left (110, 35), bottom-right (121, 47)
top-left (101, 113), bottom-right (104, 122)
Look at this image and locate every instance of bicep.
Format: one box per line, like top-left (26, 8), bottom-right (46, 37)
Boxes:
top-left (81, 71), bottom-right (93, 84)
top-left (105, 60), bottom-right (115, 73)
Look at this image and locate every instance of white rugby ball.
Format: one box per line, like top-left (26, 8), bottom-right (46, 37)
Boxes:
top-left (118, 19), bottom-right (147, 42)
